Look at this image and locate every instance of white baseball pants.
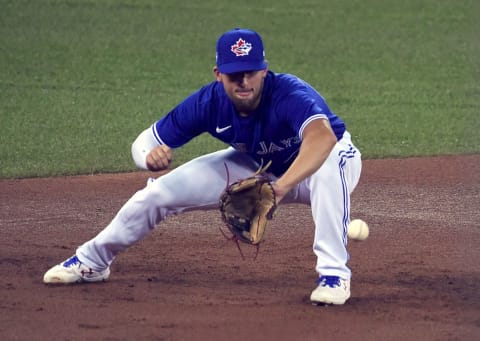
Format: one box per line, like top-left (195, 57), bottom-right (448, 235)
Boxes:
top-left (77, 132), bottom-right (361, 279)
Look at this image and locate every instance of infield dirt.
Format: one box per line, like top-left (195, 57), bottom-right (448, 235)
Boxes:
top-left (0, 155), bottom-right (479, 340)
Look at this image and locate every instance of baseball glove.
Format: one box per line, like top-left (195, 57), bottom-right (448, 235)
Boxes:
top-left (219, 162), bottom-right (277, 245)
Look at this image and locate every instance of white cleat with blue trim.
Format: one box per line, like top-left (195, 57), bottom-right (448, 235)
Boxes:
top-left (43, 255), bottom-right (110, 284)
top-left (310, 275), bottom-right (351, 305)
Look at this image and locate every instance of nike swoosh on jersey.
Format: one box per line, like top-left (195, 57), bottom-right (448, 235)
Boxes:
top-left (215, 125), bottom-right (232, 133)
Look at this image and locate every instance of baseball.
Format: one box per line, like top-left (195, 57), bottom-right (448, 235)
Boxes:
top-left (347, 219), bottom-right (369, 240)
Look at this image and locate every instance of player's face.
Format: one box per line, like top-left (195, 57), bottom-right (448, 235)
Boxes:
top-left (214, 68), bottom-right (268, 116)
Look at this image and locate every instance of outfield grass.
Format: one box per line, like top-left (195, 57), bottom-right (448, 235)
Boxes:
top-left (0, 0), bottom-right (478, 178)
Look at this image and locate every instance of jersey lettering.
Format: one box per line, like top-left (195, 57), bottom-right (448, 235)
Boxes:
top-left (256, 136), bottom-right (300, 155)
top-left (280, 136), bottom-right (301, 148)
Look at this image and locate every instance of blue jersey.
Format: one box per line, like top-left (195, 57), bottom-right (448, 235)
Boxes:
top-left (153, 71), bottom-right (346, 176)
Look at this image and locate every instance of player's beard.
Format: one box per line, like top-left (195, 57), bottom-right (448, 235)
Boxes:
top-left (232, 86), bottom-right (263, 115)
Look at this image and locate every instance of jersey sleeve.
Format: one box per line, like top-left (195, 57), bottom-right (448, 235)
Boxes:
top-left (275, 77), bottom-right (345, 141)
top-left (278, 90), bottom-right (329, 139)
top-left (152, 85), bottom-right (213, 148)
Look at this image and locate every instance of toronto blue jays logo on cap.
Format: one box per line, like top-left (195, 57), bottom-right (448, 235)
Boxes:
top-left (231, 38), bottom-right (252, 57)
top-left (216, 28), bottom-right (267, 74)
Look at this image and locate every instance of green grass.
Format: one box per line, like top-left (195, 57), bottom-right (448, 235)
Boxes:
top-left (1, 0), bottom-right (478, 178)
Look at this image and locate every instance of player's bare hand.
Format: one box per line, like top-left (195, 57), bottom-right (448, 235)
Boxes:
top-left (146, 145), bottom-right (172, 171)
top-left (272, 182), bottom-right (289, 204)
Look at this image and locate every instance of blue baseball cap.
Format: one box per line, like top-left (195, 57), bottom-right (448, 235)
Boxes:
top-left (216, 28), bottom-right (267, 74)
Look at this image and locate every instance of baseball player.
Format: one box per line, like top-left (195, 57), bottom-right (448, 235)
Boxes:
top-left (43, 28), bottom-right (362, 305)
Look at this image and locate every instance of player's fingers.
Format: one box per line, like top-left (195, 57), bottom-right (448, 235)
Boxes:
top-left (152, 149), bottom-right (170, 168)
top-left (147, 145), bottom-right (172, 171)
top-left (272, 183), bottom-right (287, 204)
top-left (148, 153), bottom-right (168, 170)
top-left (159, 144), bottom-right (172, 162)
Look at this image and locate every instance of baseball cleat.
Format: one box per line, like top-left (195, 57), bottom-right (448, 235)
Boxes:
top-left (43, 255), bottom-right (110, 284)
top-left (310, 275), bottom-right (350, 305)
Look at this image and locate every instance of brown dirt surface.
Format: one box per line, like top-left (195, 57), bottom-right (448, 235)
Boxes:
top-left (1, 155), bottom-right (479, 341)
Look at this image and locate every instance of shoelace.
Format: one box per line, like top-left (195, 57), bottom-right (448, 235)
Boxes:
top-left (317, 275), bottom-right (341, 288)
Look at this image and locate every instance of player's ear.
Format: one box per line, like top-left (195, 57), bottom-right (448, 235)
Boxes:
top-left (261, 61), bottom-right (269, 77)
top-left (213, 66), bottom-right (222, 82)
